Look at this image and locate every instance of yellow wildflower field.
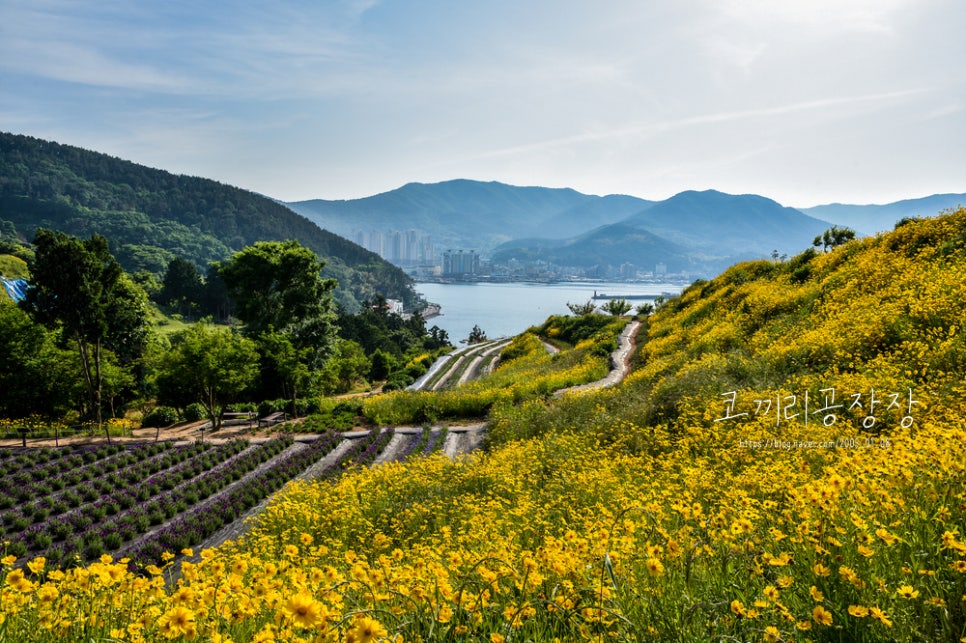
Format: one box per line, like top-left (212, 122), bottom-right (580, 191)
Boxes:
top-left (3, 210), bottom-right (966, 641)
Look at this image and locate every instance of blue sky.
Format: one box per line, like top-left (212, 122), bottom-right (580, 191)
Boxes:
top-left (2, 0), bottom-right (964, 206)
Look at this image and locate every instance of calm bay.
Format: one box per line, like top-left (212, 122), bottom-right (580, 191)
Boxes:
top-left (414, 280), bottom-right (685, 343)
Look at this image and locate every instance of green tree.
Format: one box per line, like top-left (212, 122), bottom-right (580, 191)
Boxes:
top-left (256, 329), bottom-right (315, 415)
top-left (22, 230), bottom-right (149, 436)
top-left (158, 323), bottom-right (259, 430)
top-left (599, 298), bottom-right (632, 316)
top-left (813, 225), bottom-right (856, 252)
top-left (218, 240), bottom-right (337, 368)
top-left (369, 349), bottom-right (398, 381)
top-left (320, 339), bottom-right (370, 394)
top-left (635, 302), bottom-right (655, 317)
top-left (467, 324), bottom-right (488, 344)
top-left (0, 300), bottom-right (79, 419)
top-left (566, 300), bottom-right (597, 316)
top-left (159, 257), bottom-right (203, 318)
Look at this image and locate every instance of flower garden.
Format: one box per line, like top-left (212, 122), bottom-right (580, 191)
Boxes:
top-left (3, 210), bottom-right (966, 642)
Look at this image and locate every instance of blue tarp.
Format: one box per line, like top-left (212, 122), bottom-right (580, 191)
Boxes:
top-left (1, 278), bottom-right (28, 303)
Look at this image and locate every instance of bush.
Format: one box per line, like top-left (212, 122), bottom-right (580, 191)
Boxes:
top-left (382, 372), bottom-right (414, 392)
top-left (184, 403), bottom-right (206, 422)
top-left (141, 406), bottom-right (179, 428)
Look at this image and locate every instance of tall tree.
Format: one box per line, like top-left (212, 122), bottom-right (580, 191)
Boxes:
top-left (0, 300), bottom-right (79, 419)
top-left (159, 257), bottom-right (203, 318)
top-left (22, 229), bottom-right (148, 436)
top-left (218, 240), bottom-right (338, 398)
top-left (158, 323), bottom-right (259, 430)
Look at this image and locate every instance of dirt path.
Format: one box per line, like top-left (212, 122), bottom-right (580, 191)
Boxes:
top-left (554, 319), bottom-right (640, 396)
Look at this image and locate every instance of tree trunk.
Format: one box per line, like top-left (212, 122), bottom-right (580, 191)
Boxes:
top-left (94, 339), bottom-right (108, 443)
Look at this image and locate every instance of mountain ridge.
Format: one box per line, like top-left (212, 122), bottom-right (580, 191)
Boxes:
top-left (0, 132), bottom-right (416, 310)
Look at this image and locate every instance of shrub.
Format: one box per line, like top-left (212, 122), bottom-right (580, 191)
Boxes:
top-left (141, 406), bottom-right (179, 428)
top-left (184, 403), bottom-right (206, 423)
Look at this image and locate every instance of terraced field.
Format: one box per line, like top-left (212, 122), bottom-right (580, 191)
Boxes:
top-left (0, 319), bottom-right (637, 572)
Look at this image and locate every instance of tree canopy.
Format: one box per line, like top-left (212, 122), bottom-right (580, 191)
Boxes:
top-left (21, 229), bottom-right (150, 433)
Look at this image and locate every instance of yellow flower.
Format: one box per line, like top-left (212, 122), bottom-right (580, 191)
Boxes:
top-left (876, 528), bottom-right (898, 546)
top-left (156, 606), bottom-right (197, 640)
top-left (490, 635), bottom-right (506, 643)
top-left (796, 620), bottom-right (812, 631)
top-left (26, 557), bottom-right (46, 574)
top-left (348, 615), bottom-right (388, 643)
top-left (763, 625), bottom-right (781, 642)
top-left (645, 557), bottom-right (665, 576)
top-left (869, 606), bottom-right (892, 627)
top-left (848, 605), bottom-right (869, 617)
top-left (300, 533), bottom-right (313, 546)
top-left (809, 585), bottom-right (824, 602)
top-left (812, 605), bottom-right (833, 626)
top-left (282, 591), bottom-right (327, 629)
top-left (950, 560), bottom-right (966, 573)
top-left (812, 562), bottom-right (830, 577)
top-left (896, 585), bottom-right (919, 599)
top-left (731, 599), bottom-right (747, 617)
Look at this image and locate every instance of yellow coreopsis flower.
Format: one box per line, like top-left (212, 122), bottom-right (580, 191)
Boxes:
top-left (156, 606), bottom-right (197, 640)
top-left (809, 585), bottom-right (824, 602)
top-left (281, 591), bottom-right (327, 629)
top-left (848, 605), bottom-right (869, 617)
top-left (812, 605), bottom-right (833, 626)
top-left (869, 606), bottom-right (892, 627)
top-left (896, 585), bottom-right (920, 599)
top-left (347, 615), bottom-right (388, 643)
top-left (763, 625), bottom-right (781, 642)
top-left (26, 557), bottom-right (46, 574)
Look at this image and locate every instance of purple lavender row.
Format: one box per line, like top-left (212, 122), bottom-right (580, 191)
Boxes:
top-left (394, 430), bottom-right (428, 462)
top-left (0, 442), bottom-right (133, 490)
top-left (17, 438), bottom-right (294, 566)
top-left (1, 441), bottom-right (185, 511)
top-left (1, 441), bottom-right (231, 542)
top-left (6, 440), bottom-right (268, 563)
top-left (124, 433), bottom-right (343, 565)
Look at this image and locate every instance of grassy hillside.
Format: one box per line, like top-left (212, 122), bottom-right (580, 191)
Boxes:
top-left (0, 132), bottom-right (416, 310)
top-left (3, 209), bottom-right (965, 642)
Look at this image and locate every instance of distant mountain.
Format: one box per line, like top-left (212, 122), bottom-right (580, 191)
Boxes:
top-left (800, 193), bottom-right (966, 236)
top-left (0, 132), bottom-right (415, 311)
top-left (537, 194), bottom-right (656, 239)
top-left (493, 190), bottom-right (833, 275)
top-left (288, 180), bottom-right (602, 253)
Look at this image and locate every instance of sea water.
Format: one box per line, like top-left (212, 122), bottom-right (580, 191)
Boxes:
top-left (414, 280), bottom-right (684, 343)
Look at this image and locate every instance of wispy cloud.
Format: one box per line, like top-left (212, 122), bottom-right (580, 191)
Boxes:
top-left (466, 89), bottom-right (928, 162)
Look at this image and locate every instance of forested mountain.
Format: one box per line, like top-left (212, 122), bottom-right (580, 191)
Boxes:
top-left (0, 132), bottom-right (416, 311)
top-left (287, 179), bottom-right (611, 253)
top-left (492, 190), bottom-right (833, 274)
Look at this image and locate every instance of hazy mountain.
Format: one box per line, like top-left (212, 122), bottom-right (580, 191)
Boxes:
top-left (0, 132), bottom-right (415, 310)
top-left (287, 180), bottom-right (599, 252)
top-left (800, 193), bottom-right (966, 235)
top-left (493, 190), bottom-right (833, 275)
top-left (536, 194), bottom-right (656, 239)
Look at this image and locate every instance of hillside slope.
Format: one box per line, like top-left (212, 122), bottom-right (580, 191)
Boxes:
top-left (0, 132), bottom-right (416, 310)
top-left (3, 209), bottom-right (965, 642)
